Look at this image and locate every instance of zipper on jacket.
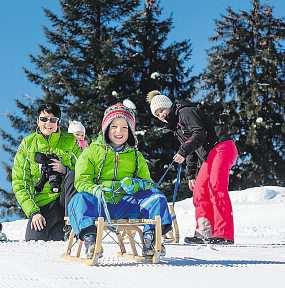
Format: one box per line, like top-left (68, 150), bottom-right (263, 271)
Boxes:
top-left (111, 152), bottom-right (119, 202)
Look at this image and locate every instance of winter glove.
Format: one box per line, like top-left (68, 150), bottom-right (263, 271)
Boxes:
top-left (120, 177), bottom-right (154, 195)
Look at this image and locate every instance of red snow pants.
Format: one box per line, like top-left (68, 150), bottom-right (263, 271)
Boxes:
top-left (193, 140), bottom-right (238, 240)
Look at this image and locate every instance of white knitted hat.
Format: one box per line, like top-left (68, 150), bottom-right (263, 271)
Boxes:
top-left (146, 90), bottom-right (173, 116)
top-left (68, 120), bottom-right (86, 136)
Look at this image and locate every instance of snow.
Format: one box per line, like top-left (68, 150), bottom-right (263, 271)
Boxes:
top-left (1, 186), bottom-right (285, 287)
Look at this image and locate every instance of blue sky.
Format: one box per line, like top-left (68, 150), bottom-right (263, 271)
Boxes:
top-left (0, 0), bottom-right (284, 190)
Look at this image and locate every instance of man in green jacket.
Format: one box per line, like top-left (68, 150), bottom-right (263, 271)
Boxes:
top-left (12, 103), bottom-right (81, 241)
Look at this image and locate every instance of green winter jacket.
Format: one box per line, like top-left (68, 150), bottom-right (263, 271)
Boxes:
top-left (12, 130), bottom-right (81, 218)
top-left (74, 136), bottom-right (152, 204)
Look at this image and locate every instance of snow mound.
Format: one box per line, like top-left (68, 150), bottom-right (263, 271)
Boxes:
top-left (230, 186), bottom-right (285, 204)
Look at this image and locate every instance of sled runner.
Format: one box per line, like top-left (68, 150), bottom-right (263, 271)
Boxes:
top-left (164, 204), bottom-right (179, 243)
top-left (63, 216), bottom-right (163, 266)
top-left (154, 162), bottom-right (181, 244)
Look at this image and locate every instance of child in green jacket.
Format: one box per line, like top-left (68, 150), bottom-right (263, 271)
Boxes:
top-left (68, 103), bottom-right (172, 258)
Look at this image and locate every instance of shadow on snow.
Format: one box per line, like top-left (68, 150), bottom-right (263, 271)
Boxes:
top-left (161, 257), bottom-right (285, 267)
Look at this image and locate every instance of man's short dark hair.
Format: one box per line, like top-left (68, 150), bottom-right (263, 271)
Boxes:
top-left (37, 103), bottom-right (61, 119)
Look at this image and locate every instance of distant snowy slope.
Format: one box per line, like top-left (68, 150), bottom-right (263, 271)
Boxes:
top-left (174, 186), bottom-right (285, 244)
top-left (2, 186), bottom-right (285, 242)
top-left (230, 186), bottom-right (285, 204)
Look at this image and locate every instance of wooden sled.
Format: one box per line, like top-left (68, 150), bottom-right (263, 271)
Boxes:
top-left (112, 204), bottom-right (179, 244)
top-left (164, 204), bottom-right (180, 243)
top-left (63, 216), bottom-right (163, 266)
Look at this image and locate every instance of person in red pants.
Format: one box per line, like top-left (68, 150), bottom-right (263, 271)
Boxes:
top-left (147, 91), bottom-right (238, 244)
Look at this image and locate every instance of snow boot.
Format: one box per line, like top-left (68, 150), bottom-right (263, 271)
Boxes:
top-left (83, 233), bottom-right (97, 259)
top-left (83, 233), bottom-right (103, 259)
top-left (184, 236), bottom-right (206, 244)
top-left (0, 232), bottom-right (8, 242)
top-left (0, 223), bottom-right (8, 242)
top-left (63, 224), bottom-right (72, 241)
top-left (142, 230), bottom-right (166, 257)
top-left (207, 237), bottom-right (234, 245)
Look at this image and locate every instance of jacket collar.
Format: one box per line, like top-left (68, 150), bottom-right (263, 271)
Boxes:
top-left (36, 130), bottom-right (61, 147)
top-left (165, 106), bottom-right (179, 130)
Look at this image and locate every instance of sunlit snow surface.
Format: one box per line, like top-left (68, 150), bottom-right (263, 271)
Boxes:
top-left (1, 186), bottom-right (285, 288)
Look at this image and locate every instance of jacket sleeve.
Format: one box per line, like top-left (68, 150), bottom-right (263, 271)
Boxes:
top-left (74, 147), bottom-right (100, 194)
top-left (185, 153), bottom-right (198, 180)
top-left (136, 152), bottom-right (152, 182)
top-left (177, 107), bottom-right (207, 157)
top-left (70, 140), bottom-right (82, 169)
top-left (12, 139), bottom-right (40, 218)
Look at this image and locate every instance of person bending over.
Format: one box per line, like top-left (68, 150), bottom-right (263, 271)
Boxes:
top-left (147, 91), bottom-right (238, 245)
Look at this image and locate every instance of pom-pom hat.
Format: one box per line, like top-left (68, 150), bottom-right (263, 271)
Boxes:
top-left (146, 90), bottom-right (173, 116)
top-left (102, 103), bottom-right (137, 146)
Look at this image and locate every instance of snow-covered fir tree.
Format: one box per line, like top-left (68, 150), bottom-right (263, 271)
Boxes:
top-left (0, 0), bottom-right (196, 202)
top-left (202, 0), bottom-right (285, 188)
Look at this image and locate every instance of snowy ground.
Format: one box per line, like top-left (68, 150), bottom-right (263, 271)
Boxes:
top-left (1, 186), bottom-right (285, 288)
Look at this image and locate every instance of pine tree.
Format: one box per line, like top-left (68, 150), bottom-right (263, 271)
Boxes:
top-left (0, 0), bottom-right (141, 213)
top-left (24, 0), bottom-right (141, 135)
top-left (0, 189), bottom-right (23, 221)
top-left (1, 0), bottom-right (196, 201)
top-left (117, 1), bottom-right (196, 198)
top-left (202, 0), bottom-right (285, 188)
top-left (0, 0), bottom-right (141, 217)
top-left (1, 0), bottom-right (140, 165)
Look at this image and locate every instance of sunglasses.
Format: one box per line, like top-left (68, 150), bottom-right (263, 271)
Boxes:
top-left (39, 116), bottom-right (59, 123)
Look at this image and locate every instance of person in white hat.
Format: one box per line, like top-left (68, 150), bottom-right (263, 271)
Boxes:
top-left (147, 90), bottom-right (238, 245)
top-left (68, 120), bottom-right (88, 149)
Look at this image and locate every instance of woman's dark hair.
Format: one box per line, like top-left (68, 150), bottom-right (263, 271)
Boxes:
top-left (37, 103), bottom-right (61, 119)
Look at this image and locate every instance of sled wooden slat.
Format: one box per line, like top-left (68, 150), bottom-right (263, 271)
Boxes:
top-left (162, 204), bottom-right (179, 244)
top-left (63, 216), bottom-right (162, 266)
top-left (153, 215), bottom-right (162, 263)
top-left (76, 240), bottom-right (83, 257)
top-left (109, 219), bottom-right (157, 225)
top-left (169, 204), bottom-right (180, 243)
